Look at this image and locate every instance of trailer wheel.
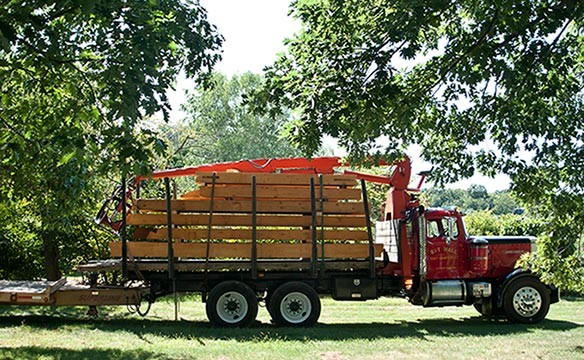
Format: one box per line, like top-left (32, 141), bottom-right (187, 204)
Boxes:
top-left (206, 281), bottom-right (258, 327)
top-left (269, 282), bottom-right (320, 327)
top-left (502, 277), bottom-right (550, 324)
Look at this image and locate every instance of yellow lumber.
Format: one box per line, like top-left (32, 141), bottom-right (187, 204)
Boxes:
top-left (196, 172), bottom-right (357, 186)
top-left (127, 213), bottom-right (367, 227)
top-left (132, 227), bottom-right (369, 241)
top-left (194, 185), bottom-right (361, 200)
top-left (136, 199), bottom-right (365, 214)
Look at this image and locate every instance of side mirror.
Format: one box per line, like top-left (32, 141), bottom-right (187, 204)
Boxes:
top-left (443, 217), bottom-right (457, 245)
top-left (447, 217), bottom-right (457, 240)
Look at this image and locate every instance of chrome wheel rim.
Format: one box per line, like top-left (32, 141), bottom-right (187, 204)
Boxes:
top-left (513, 286), bottom-right (542, 317)
top-left (280, 291), bottom-right (311, 324)
top-left (216, 291), bottom-right (248, 324)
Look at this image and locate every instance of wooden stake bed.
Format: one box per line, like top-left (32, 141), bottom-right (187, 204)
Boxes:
top-left (110, 171), bottom-right (381, 269)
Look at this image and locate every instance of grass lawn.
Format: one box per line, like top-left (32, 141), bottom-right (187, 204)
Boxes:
top-left (0, 295), bottom-right (582, 360)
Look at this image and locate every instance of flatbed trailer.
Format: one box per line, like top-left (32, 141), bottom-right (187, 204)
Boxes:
top-left (0, 279), bottom-right (143, 308)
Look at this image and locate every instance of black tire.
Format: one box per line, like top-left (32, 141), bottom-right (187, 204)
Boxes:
top-left (206, 281), bottom-right (258, 327)
top-left (503, 277), bottom-right (550, 324)
top-left (268, 281), bottom-right (321, 327)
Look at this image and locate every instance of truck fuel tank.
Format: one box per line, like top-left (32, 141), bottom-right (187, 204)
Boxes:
top-left (423, 280), bottom-right (466, 306)
top-left (423, 280), bottom-right (492, 306)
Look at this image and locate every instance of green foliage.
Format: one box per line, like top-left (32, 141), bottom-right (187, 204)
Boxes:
top-left (463, 210), bottom-right (544, 237)
top-left (523, 236), bottom-right (584, 295)
top-left (144, 72), bottom-right (302, 196)
top-left (258, 0), bottom-right (584, 185)
top-left (1, 0), bottom-right (222, 175)
top-left (519, 192), bottom-right (584, 294)
top-left (255, 0), bottom-right (584, 290)
top-left (0, 197), bottom-right (114, 280)
top-left (0, 0), bottom-right (222, 279)
top-left (0, 201), bottom-right (42, 280)
top-left (424, 187), bottom-right (519, 215)
top-left (177, 72), bottom-right (301, 165)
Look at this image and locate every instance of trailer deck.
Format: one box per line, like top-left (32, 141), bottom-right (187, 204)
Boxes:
top-left (0, 278), bottom-right (144, 307)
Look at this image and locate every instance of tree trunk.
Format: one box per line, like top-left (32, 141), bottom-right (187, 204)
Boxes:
top-left (43, 237), bottom-right (61, 280)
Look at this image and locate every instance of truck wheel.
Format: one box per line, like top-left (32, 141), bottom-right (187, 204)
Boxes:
top-left (268, 282), bottom-right (321, 327)
top-left (503, 277), bottom-right (550, 324)
top-left (206, 281), bottom-right (258, 327)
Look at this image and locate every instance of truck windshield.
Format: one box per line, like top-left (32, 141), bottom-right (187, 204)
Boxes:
top-left (427, 218), bottom-right (459, 239)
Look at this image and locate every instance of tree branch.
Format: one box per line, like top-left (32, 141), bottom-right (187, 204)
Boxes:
top-left (0, 115), bottom-right (29, 143)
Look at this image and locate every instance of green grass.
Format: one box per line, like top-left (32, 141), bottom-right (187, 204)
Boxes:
top-left (0, 296), bottom-right (582, 360)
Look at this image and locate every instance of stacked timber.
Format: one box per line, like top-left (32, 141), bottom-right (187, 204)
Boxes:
top-left (109, 172), bottom-right (383, 261)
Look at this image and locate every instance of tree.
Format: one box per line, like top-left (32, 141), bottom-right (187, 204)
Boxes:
top-left (167, 72), bottom-right (300, 167)
top-left (0, 0), bottom-right (223, 279)
top-left (491, 190), bottom-right (518, 215)
top-left (424, 186), bottom-right (517, 214)
top-left (256, 0), bottom-right (584, 291)
top-left (468, 185), bottom-right (488, 200)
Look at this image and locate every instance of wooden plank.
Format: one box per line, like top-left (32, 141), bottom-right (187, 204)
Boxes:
top-left (196, 172), bottom-right (357, 186)
top-left (110, 242), bottom-right (383, 259)
top-left (136, 199), bottom-right (365, 214)
top-left (132, 227), bottom-right (369, 241)
top-left (181, 189), bottom-right (203, 199)
top-left (195, 185), bottom-right (362, 200)
top-left (127, 213), bottom-right (367, 227)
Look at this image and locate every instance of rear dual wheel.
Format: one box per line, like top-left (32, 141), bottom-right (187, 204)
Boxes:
top-left (268, 282), bottom-right (321, 327)
top-left (206, 281), bottom-right (258, 327)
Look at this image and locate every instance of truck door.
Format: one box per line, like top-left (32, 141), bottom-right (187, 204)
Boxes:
top-left (424, 214), bottom-right (465, 279)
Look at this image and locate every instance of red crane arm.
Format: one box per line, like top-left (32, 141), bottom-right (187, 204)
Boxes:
top-left (135, 156), bottom-right (415, 185)
top-left (135, 157), bottom-right (343, 181)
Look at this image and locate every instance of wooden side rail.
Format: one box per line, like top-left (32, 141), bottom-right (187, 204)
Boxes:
top-left (132, 228), bottom-right (370, 242)
top-left (135, 199), bottom-right (365, 214)
top-left (127, 213), bottom-right (367, 227)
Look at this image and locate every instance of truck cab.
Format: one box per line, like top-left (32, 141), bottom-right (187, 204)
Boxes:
top-left (382, 201), bottom-right (559, 323)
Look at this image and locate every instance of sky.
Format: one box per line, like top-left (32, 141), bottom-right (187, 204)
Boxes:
top-left (167, 0), bottom-right (511, 192)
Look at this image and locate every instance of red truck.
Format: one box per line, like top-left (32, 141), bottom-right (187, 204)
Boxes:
top-left (74, 156), bottom-right (559, 325)
top-left (85, 157), bottom-right (559, 326)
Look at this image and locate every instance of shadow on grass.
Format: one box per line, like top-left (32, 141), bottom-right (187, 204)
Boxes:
top-left (0, 346), bottom-right (163, 360)
top-left (0, 308), bottom-right (581, 343)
